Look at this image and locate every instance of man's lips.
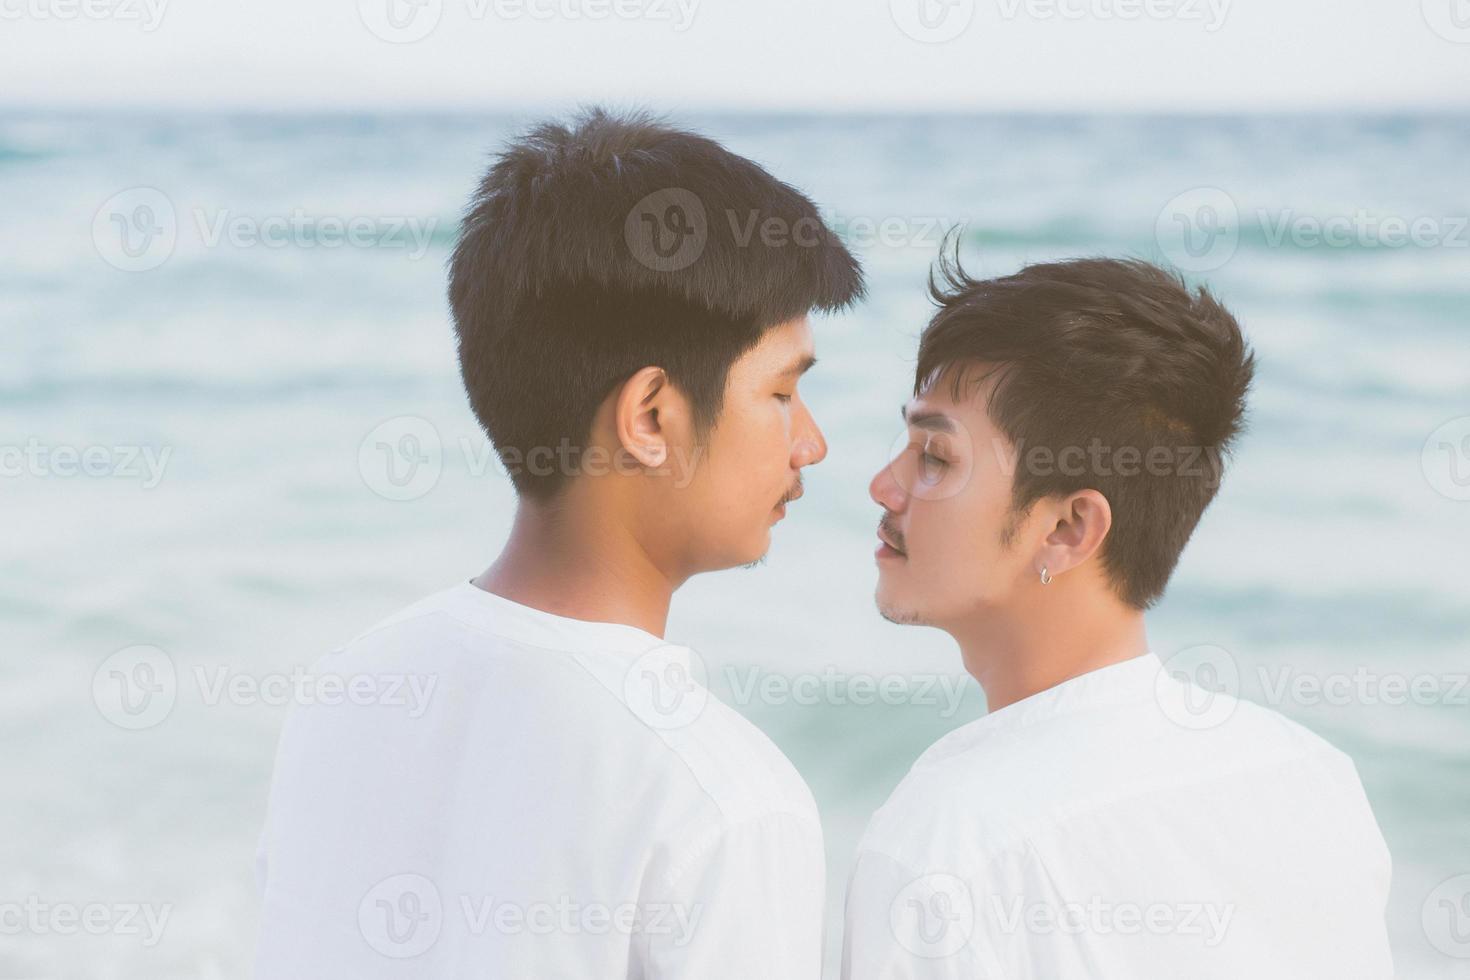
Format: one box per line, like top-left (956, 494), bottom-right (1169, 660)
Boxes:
top-left (876, 523), bottom-right (907, 558)
top-left (773, 484), bottom-right (803, 520)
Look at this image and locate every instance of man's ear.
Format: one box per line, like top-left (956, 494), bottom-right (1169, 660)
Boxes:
top-left (1035, 489), bottom-right (1112, 579)
top-left (614, 366), bottom-right (675, 468)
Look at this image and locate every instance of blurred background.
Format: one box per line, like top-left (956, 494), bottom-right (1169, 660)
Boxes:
top-left (3, 1), bottom-right (1468, 977)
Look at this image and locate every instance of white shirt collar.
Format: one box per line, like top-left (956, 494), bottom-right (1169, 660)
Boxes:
top-left (446, 580), bottom-right (667, 658)
top-left (920, 651), bottom-right (1163, 764)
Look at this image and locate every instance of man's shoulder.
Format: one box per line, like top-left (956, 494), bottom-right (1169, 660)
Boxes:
top-left (1212, 693), bottom-right (1358, 768)
top-left (317, 583), bottom-right (481, 663)
top-left (635, 683), bottom-right (821, 833)
top-left (854, 717), bottom-right (1037, 873)
top-left (317, 589), bottom-right (819, 831)
top-left (858, 688), bottom-right (1367, 874)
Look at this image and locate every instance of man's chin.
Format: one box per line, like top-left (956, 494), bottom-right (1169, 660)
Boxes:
top-left (877, 601), bottom-right (928, 626)
top-left (875, 585), bottom-right (929, 626)
top-left (730, 528), bottom-right (772, 571)
top-left (677, 526), bottom-right (771, 578)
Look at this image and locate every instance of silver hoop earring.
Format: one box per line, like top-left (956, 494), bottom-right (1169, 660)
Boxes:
top-left (1039, 566), bottom-right (1052, 585)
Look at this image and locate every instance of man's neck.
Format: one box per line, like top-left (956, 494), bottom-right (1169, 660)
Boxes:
top-left (473, 496), bottom-right (675, 638)
top-left (950, 590), bottom-right (1150, 713)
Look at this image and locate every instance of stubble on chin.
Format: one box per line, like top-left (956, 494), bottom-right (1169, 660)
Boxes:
top-left (876, 599), bottom-right (928, 626)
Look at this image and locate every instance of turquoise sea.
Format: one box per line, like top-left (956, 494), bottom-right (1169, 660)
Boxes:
top-left (4, 111), bottom-right (1468, 977)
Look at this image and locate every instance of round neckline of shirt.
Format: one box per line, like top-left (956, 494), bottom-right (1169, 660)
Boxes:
top-left (448, 580), bottom-right (667, 656)
top-left (919, 651), bottom-right (1164, 765)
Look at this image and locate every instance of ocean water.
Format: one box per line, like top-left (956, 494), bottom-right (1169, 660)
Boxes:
top-left (4, 111), bottom-right (1468, 978)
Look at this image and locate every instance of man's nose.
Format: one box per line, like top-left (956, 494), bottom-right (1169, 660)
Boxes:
top-left (870, 460), bottom-right (908, 513)
top-left (792, 401), bottom-right (828, 469)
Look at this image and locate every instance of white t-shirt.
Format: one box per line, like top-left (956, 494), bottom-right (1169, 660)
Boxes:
top-left (842, 652), bottom-right (1393, 980)
top-left (255, 581), bottom-right (824, 979)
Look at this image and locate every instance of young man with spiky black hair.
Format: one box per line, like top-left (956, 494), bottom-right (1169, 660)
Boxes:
top-left (843, 247), bottom-right (1392, 979)
top-left (255, 109), bottom-right (863, 978)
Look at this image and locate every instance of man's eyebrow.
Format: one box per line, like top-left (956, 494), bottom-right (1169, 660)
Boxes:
top-left (900, 406), bottom-right (956, 433)
top-left (780, 354), bottom-right (818, 378)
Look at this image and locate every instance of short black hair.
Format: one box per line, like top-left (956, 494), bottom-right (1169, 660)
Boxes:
top-left (448, 107), bottom-right (864, 499)
top-left (917, 241), bottom-right (1254, 609)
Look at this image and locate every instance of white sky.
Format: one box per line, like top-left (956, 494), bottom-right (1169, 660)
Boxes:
top-left (1, 0), bottom-right (1467, 111)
